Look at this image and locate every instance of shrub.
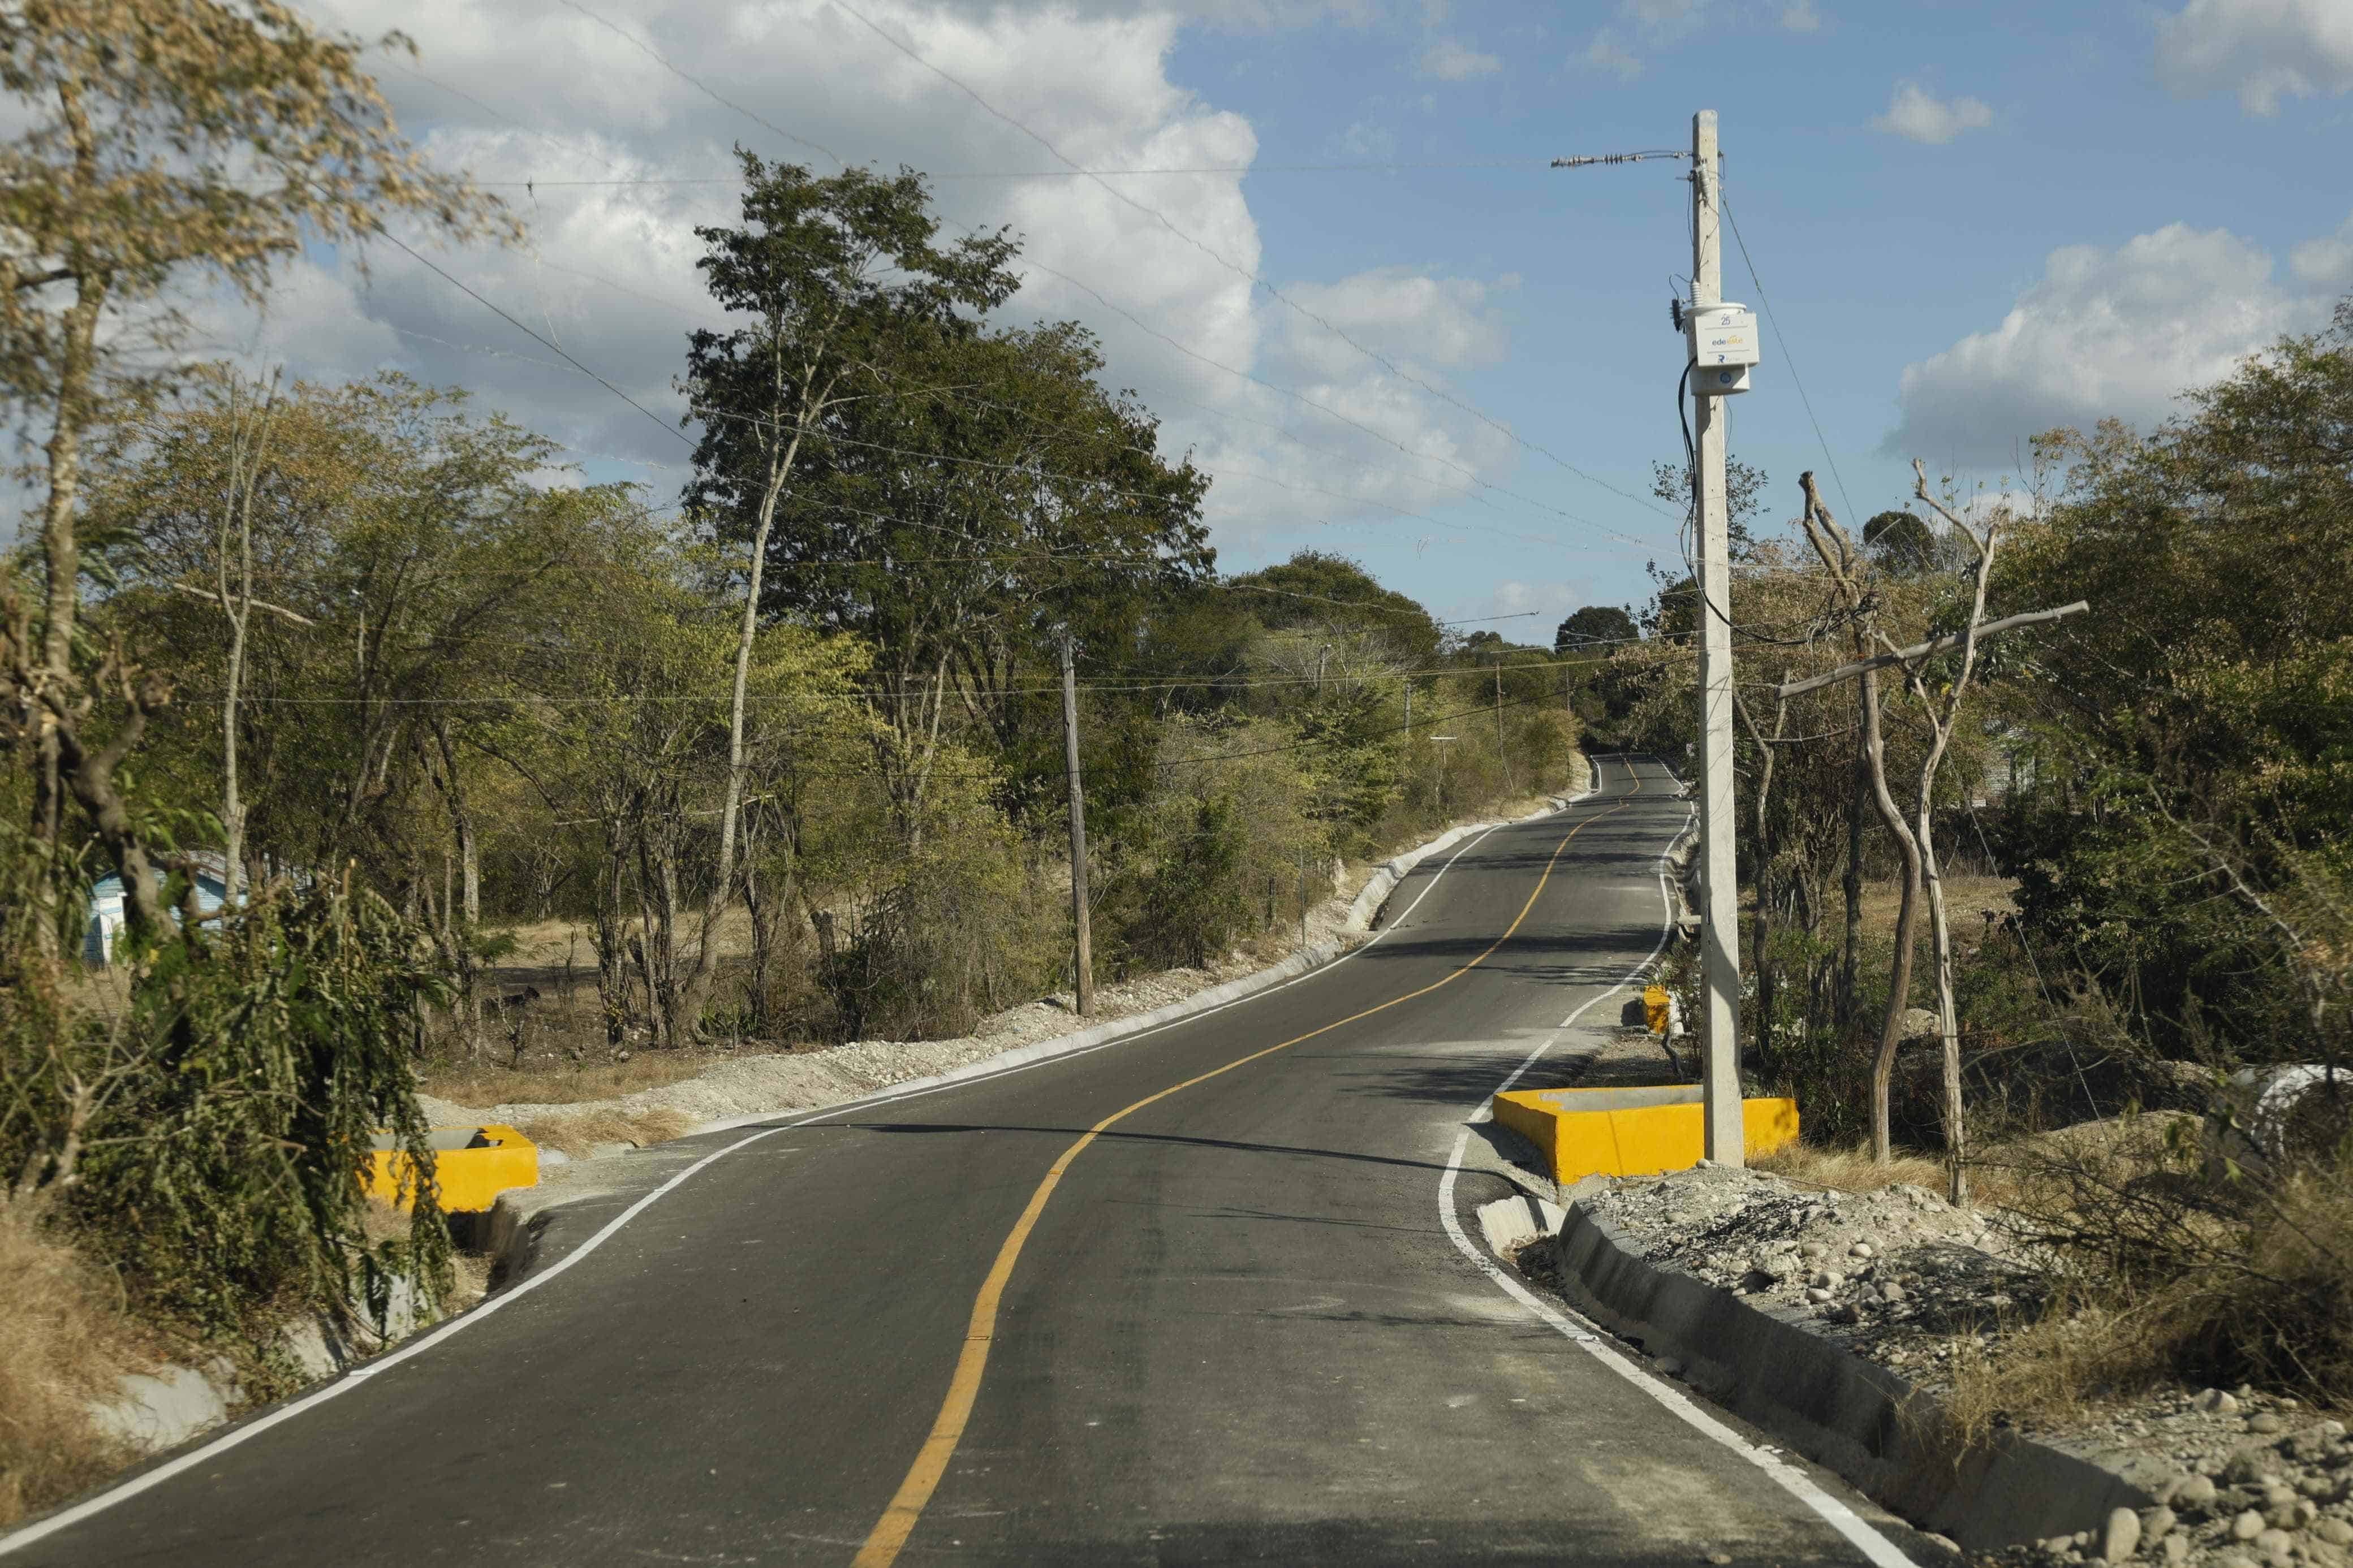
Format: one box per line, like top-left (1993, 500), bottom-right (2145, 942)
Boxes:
top-left (4, 875), bottom-right (454, 1345)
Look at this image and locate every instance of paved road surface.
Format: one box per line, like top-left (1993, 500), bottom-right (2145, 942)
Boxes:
top-left (8, 755), bottom-right (1927, 1566)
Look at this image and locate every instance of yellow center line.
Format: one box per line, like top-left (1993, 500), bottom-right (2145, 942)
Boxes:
top-left (849, 771), bottom-right (1643, 1567)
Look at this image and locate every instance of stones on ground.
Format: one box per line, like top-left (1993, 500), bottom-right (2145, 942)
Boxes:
top-left (1877, 1281), bottom-right (1906, 1304)
top-left (1804, 1286), bottom-right (1833, 1304)
top-left (2316, 1518), bottom-right (2353, 1547)
top-left (2198, 1389), bottom-right (2242, 1416)
top-left (2173, 1475), bottom-right (2220, 1510)
top-left (2161, 1536), bottom-right (2189, 1565)
top-left (2140, 1504), bottom-right (2177, 1542)
top-left (1848, 1241), bottom-right (1875, 1259)
top-left (2233, 1509), bottom-right (2268, 1541)
top-left (2227, 1446), bottom-right (2284, 1484)
top-left (2247, 1413), bottom-right (2287, 1435)
top-left (2102, 1506), bottom-right (2141, 1563)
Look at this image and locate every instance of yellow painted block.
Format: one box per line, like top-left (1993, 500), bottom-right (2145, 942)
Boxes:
top-left (1643, 983), bottom-right (1671, 1035)
top-left (1492, 1088), bottom-right (1798, 1184)
top-left (367, 1125), bottom-right (538, 1213)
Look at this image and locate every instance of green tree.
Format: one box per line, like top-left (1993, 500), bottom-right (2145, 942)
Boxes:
top-left (679, 151), bottom-right (1020, 1040)
top-left (1, 0), bottom-right (508, 961)
top-left (1555, 604), bottom-right (1637, 654)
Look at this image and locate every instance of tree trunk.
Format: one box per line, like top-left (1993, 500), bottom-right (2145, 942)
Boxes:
top-left (1839, 682), bottom-right (1867, 1029)
top-left (27, 265), bottom-right (110, 965)
top-left (1856, 667), bottom-right (1925, 1164)
top-left (1920, 802), bottom-right (1967, 1202)
top-left (677, 409), bottom-right (824, 1040)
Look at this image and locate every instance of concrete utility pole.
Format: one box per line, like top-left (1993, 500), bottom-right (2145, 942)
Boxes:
top-left (1690, 109), bottom-right (1744, 1167)
top-left (1058, 631), bottom-right (1094, 1017)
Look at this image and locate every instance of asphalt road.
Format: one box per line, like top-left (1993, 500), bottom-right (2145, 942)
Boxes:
top-left (10, 755), bottom-right (1925, 1566)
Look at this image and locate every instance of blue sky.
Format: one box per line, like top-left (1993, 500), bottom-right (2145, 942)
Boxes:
top-left (185, 0), bottom-right (2353, 639)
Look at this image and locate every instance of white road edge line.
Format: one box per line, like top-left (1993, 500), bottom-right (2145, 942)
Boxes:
top-left (1435, 761), bottom-right (1917, 1568)
top-left (0, 776), bottom-right (1584, 1558)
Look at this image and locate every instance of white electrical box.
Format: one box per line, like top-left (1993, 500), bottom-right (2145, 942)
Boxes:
top-left (1687, 301), bottom-right (1759, 396)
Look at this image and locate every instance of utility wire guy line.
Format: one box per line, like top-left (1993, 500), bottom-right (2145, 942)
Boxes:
top-left (1720, 186), bottom-right (1857, 528)
top-left (830, 0), bottom-right (1675, 522)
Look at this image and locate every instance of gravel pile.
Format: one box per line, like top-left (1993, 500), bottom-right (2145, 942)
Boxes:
top-left (1578, 1165), bottom-right (2353, 1567)
top-left (1580, 1164), bottom-right (2046, 1373)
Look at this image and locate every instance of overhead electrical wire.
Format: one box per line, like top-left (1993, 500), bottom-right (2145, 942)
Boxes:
top-left (527, 0), bottom-right (1672, 549)
top-left (1720, 182), bottom-right (1858, 528)
top-left (826, 0), bottom-right (1674, 522)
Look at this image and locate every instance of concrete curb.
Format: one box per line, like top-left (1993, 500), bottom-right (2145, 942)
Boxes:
top-left (1546, 1198), bottom-right (2156, 1552)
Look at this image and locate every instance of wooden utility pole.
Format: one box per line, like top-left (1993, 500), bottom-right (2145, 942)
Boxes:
top-left (1059, 632), bottom-right (1094, 1017)
top-left (1691, 108), bottom-right (1744, 1167)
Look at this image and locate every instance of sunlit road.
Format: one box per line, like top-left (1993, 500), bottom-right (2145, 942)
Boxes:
top-left (10, 755), bottom-right (1925, 1566)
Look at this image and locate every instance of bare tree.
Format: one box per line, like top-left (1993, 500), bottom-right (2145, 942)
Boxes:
top-left (1794, 463), bottom-right (2085, 1200)
top-left (1795, 472), bottom-right (1924, 1170)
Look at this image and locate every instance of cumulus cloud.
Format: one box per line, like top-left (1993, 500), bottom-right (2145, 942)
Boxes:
top-left (1885, 221), bottom-right (2340, 464)
top-left (1870, 81), bottom-right (1993, 144)
top-left (1417, 37), bottom-right (1501, 80)
top-left (2156, 0), bottom-right (2353, 115)
top-left (1580, 33), bottom-right (1644, 79)
top-left (1781, 0), bottom-right (1822, 32)
top-left (174, 0), bottom-right (1526, 549)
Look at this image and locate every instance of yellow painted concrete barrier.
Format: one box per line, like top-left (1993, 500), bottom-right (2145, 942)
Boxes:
top-left (367, 1125), bottom-right (538, 1213)
top-left (1492, 1085), bottom-right (1798, 1185)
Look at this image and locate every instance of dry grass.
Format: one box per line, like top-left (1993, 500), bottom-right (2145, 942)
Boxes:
top-left (516, 1107), bottom-right (699, 1158)
top-left (1933, 1123), bottom-right (2353, 1442)
top-left (420, 1044), bottom-right (731, 1109)
top-left (1853, 874), bottom-right (2018, 945)
top-left (0, 1215), bottom-right (146, 1527)
top-left (1753, 1138), bottom-right (2030, 1210)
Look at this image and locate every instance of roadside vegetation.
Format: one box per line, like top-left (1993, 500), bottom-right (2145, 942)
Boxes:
top-left (0, 2), bottom-right (1586, 1524)
top-left (1578, 300), bottom-right (2353, 1425)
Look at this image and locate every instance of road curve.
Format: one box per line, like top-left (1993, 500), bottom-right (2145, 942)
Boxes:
top-left (8, 755), bottom-right (1927, 1566)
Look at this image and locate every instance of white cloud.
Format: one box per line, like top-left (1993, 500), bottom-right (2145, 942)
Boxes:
top-left (176, 0), bottom-right (1528, 552)
top-left (1580, 32), bottom-right (1644, 79)
top-left (1870, 81), bottom-right (1993, 144)
top-left (1326, 119), bottom-right (1397, 159)
top-left (2290, 213), bottom-right (2353, 289)
top-left (1417, 37), bottom-right (1501, 80)
top-left (1781, 0), bottom-right (1822, 32)
top-left (2156, 0), bottom-right (2353, 115)
top-left (1886, 221), bottom-right (2337, 464)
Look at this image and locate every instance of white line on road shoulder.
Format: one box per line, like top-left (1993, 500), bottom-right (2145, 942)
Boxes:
top-left (1434, 766), bottom-right (1916, 1568)
top-left (0, 783), bottom-right (1584, 1558)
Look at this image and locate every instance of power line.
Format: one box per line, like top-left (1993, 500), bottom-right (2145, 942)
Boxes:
top-left (368, 228), bottom-right (688, 451)
top-left (490, 1), bottom-right (1670, 556)
top-left (831, 0), bottom-right (1674, 522)
top-left (464, 161), bottom-right (1563, 187)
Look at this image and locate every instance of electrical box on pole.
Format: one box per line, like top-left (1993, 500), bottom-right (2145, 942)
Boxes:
top-left (1685, 301), bottom-right (1759, 395)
